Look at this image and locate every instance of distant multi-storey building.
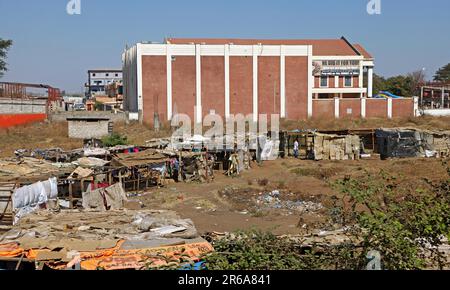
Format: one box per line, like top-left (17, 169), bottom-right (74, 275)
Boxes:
top-left (86, 69), bottom-right (122, 98)
top-left (122, 37), bottom-right (418, 125)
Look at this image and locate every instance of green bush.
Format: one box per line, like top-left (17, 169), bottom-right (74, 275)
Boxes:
top-left (333, 167), bottom-right (450, 270)
top-left (204, 230), bottom-right (314, 270)
top-left (203, 230), bottom-right (365, 270)
top-left (102, 133), bottom-right (128, 147)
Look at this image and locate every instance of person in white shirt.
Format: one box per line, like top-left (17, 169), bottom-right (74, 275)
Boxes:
top-left (294, 139), bottom-right (299, 159)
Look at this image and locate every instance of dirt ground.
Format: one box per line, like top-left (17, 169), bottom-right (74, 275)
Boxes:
top-left (137, 157), bottom-right (449, 235)
top-left (1, 117), bottom-right (449, 235)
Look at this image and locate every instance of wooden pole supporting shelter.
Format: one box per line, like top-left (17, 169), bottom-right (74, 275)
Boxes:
top-left (15, 253), bottom-right (25, 270)
top-left (178, 151), bottom-right (183, 182)
top-left (137, 174), bottom-right (140, 191)
top-left (68, 182), bottom-right (73, 209)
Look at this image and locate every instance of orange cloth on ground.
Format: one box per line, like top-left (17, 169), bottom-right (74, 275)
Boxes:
top-left (1, 240), bottom-right (214, 271)
top-left (81, 241), bottom-right (214, 270)
top-left (0, 243), bottom-right (24, 258)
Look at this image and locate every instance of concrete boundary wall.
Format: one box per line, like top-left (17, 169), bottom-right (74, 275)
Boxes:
top-left (312, 98), bottom-right (418, 119)
top-left (0, 98), bottom-right (47, 114)
top-left (49, 111), bottom-right (128, 123)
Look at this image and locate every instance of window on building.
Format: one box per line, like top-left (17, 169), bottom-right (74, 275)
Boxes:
top-left (344, 76), bottom-right (352, 87)
top-left (92, 73), bottom-right (96, 77)
top-left (320, 76), bottom-right (329, 88)
top-left (106, 73), bottom-right (109, 77)
top-left (115, 74), bottom-right (119, 77)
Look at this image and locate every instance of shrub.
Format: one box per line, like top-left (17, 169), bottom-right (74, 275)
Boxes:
top-left (102, 133), bottom-right (128, 147)
top-left (333, 168), bottom-right (450, 270)
top-left (204, 162), bottom-right (450, 270)
top-left (203, 230), bottom-right (365, 270)
top-left (204, 230), bottom-right (312, 270)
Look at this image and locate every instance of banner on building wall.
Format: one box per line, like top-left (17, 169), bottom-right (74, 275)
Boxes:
top-left (313, 61), bottom-right (360, 76)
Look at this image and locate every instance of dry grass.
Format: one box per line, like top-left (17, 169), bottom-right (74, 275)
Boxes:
top-left (114, 122), bottom-right (172, 145)
top-left (0, 121), bottom-right (172, 158)
top-left (0, 122), bottom-right (83, 158)
top-left (290, 167), bottom-right (339, 180)
top-left (282, 116), bottom-right (450, 131)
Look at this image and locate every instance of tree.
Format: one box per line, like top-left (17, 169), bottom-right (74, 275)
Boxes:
top-left (434, 63), bottom-right (450, 83)
top-left (371, 71), bottom-right (423, 97)
top-left (0, 38), bottom-right (13, 78)
top-left (372, 73), bottom-right (386, 96)
top-left (407, 69), bottom-right (427, 96)
top-left (384, 75), bottom-right (413, 97)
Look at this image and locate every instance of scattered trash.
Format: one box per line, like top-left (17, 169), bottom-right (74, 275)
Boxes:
top-left (58, 200), bottom-right (70, 209)
top-left (256, 191), bottom-right (323, 213)
top-left (221, 187), bottom-right (323, 216)
top-left (2, 128), bottom-right (448, 271)
top-left (126, 192), bottom-right (142, 198)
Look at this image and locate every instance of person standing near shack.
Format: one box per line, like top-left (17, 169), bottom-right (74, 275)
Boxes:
top-left (294, 139), bottom-right (300, 159)
top-left (171, 157), bottom-right (180, 182)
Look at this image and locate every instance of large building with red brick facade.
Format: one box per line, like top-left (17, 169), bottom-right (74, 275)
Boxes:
top-left (122, 37), bottom-right (418, 125)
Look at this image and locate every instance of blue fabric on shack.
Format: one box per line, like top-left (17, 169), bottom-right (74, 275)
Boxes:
top-left (179, 261), bottom-right (207, 270)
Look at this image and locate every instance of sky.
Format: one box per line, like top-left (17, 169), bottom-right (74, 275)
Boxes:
top-left (0, 0), bottom-right (449, 93)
